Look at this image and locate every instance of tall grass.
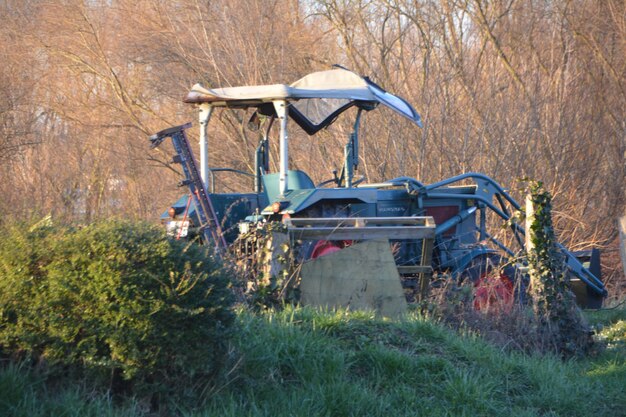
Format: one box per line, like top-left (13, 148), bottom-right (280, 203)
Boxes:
top-left (2, 307), bottom-right (625, 416)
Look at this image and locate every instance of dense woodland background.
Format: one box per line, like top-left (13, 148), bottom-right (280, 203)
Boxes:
top-left (0, 0), bottom-right (624, 297)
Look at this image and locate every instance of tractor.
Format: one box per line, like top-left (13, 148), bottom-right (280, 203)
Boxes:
top-left (150, 67), bottom-right (606, 313)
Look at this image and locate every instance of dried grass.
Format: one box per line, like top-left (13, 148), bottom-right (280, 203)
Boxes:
top-left (426, 277), bottom-right (599, 356)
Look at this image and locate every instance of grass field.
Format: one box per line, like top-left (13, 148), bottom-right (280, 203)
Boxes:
top-left (2, 306), bottom-right (625, 417)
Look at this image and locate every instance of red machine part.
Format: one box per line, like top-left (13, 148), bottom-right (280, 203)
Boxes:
top-left (462, 254), bottom-right (516, 312)
top-left (424, 205), bottom-right (459, 237)
top-left (309, 240), bottom-right (353, 259)
top-left (473, 271), bottom-right (514, 312)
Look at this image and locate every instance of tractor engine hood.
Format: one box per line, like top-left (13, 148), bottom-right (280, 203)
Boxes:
top-left (261, 188), bottom-right (379, 216)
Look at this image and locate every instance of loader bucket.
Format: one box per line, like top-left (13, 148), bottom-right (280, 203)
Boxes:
top-left (299, 239), bottom-right (408, 318)
top-left (569, 248), bottom-right (604, 309)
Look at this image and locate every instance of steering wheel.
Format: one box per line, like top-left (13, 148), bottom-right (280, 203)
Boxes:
top-left (352, 175), bottom-right (366, 186)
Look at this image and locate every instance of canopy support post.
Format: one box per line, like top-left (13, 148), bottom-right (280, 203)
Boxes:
top-left (273, 100), bottom-right (289, 196)
top-left (198, 104), bottom-right (213, 189)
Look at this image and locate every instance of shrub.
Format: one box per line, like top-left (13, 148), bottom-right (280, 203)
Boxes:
top-left (0, 220), bottom-right (235, 398)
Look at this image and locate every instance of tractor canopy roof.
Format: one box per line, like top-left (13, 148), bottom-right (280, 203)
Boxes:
top-left (184, 67), bottom-right (422, 134)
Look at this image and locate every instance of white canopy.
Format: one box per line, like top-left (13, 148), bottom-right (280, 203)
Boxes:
top-left (184, 68), bottom-right (422, 127)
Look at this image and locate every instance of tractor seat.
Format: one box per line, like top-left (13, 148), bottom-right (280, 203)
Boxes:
top-left (262, 170), bottom-right (315, 203)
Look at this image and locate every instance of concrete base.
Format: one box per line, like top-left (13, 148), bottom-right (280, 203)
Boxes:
top-left (299, 239), bottom-right (407, 318)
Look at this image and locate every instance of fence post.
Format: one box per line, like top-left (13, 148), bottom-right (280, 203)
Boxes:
top-left (525, 194), bottom-right (535, 255)
top-left (524, 183), bottom-right (593, 355)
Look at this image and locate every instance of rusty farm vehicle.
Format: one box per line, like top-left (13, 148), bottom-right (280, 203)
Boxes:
top-left (150, 67), bottom-right (606, 314)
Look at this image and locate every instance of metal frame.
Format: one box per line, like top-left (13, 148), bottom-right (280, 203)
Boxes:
top-left (150, 123), bottom-right (227, 253)
top-left (416, 173), bottom-right (606, 296)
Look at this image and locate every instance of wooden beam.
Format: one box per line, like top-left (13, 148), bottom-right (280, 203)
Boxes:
top-left (288, 226), bottom-right (435, 241)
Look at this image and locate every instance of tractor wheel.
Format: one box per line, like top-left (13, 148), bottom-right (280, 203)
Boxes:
top-left (461, 255), bottom-right (517, 312)
top-left (309, 240), bottom-right (342, 258)
top-left (473, 270), bottom-right (514, 312)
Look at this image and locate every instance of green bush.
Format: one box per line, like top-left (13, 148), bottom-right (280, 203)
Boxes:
top-left (0, 220), bottom-right (235, 397)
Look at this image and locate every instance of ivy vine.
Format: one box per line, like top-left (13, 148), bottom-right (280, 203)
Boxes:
top-left (526, 181), bottom-right (594, 356)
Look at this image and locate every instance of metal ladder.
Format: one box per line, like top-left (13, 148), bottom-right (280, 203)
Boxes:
top-left (150, 123), bottom-right (227, 254)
